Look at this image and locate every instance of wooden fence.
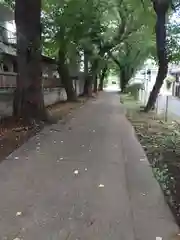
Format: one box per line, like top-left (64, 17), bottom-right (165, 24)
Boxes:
top-left (0, 72), bottom-right (62, 89)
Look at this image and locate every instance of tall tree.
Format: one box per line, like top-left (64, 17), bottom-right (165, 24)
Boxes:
top-left (109, 20), bottom-right (155, 92)
top-left (145, 0), bottom-right (170, 111)
top-left (43, 0), bottom-right (112, 97)
top-left (99, 64), bottom-right (108, 91)
top-left (13, 0), bottom-right (47, 122)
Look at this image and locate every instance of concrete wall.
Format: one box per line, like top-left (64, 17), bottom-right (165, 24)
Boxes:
top-left (0, 76), bottom-right (86, 118)
top-left (44, 88), bottom-right (67, 106)
top-left (0, 56), bottom-right (14, 72)
top-left (0, 70), bottom-right (85, 118)
top-left (0, 88), bottom-right (68, 118)
top-left (73, 72), bottom-right (85, 96)
top-left (42, 62), bottom-right (59, 78)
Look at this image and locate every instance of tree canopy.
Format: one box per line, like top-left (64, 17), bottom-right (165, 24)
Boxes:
top-left (41, 0), bottom-right (157, 93)
top-left (1, 0), bottom-right (180, 120)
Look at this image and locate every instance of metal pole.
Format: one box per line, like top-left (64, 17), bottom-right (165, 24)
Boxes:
top-left (146, 78), bottom-right (148, 104)
top-left (144, 69), bottom-right (151, 105)
top-left (156, 96), bottom-right (158, 114)
top-left (165, 95), bottom-right (169, 122)
top-left (144, 72), bottom-right (146, 105)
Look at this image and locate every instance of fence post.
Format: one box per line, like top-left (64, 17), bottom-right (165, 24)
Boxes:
top-left (165, 95), bottom-right (169, 122)
top-left (144, 89), bottom-right (146, 105)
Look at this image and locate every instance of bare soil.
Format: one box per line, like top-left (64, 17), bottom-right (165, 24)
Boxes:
top-left (122, 94), bottom-right (180, 226)
top-left (0, 97), bottom-right (87, 162)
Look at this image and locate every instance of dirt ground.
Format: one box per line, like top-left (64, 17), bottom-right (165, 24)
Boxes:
top-left (0, 97), bottom-right (87, 163)
top-left (121, 94), bottom-right (180, 226)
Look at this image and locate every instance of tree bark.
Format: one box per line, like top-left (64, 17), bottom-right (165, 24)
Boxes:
top-left (13, 0), bottom-right (47, 122)
top-left (83, 75), bottom-right (92, 96)
top-left (91, 58), bottom-right (99, 90)
top-left (120, 68), bottom-right (128, 93)
top-left (83, 51), bottom-right (90, 95)
top-left (145, 1), bottom-right (169, 112)
top-left (84, 50), bottom-right (89, 80)
top-left (58, 49), bottom-right (77, 101)
top-left (93, 75), bottom-right (98, 93)
top-left (83, 58), bottom-right (99, 96)
top-left (99, 66), bottom-right (107, 91)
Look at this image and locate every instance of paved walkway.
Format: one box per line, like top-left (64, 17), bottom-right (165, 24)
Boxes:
top-left (0, 92), bottom-right (178, 240)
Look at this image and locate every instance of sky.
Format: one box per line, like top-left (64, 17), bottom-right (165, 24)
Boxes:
top-left (170, 11), bottom-right (180, 24)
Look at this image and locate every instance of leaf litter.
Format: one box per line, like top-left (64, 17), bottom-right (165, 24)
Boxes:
top-left (16, 211), bottom-right (22, 217)
top-left (74, 170), bottom-right (79, 175)
top-left (126, 102), bottom-right (180, 226)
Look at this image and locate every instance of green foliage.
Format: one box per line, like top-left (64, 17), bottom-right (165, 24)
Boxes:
top-left (110, 24), bottom-right (156, 88)
top-left (42, 0), bottom-right (114, 58)
top-left (104, 0), bottom-right (156, 89)
top-left (2, 0), bottom-right (180, 90)
top-left (1, 0), bottom-right (15, 9)
top-left (42, 0), bottom-right (156, 71)
top-left (167, 21), bottom-right (180, 63)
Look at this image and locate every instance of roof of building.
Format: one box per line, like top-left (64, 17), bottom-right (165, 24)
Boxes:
top-left (42, 55), bottom-right (56, 64)
top-left (0, 46), bottom-right (56, 65)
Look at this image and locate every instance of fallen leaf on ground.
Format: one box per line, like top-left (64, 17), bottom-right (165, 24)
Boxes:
top-left (74, 170), bottom-right (79, 175)
top-left (12, 127), bottom-right (28, 132)
top-left (140, 158), bottom-right (146, 162)
top-left (16, 212), bottom-right (22, 217)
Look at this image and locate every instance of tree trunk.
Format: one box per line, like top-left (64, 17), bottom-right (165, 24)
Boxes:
top-left (145, 1), bottom-right (169, 112)
top-left (83, 58), bottom-right (98, 96)
top-left (120, 68), bottom-right (127, 93)
top-left (83, 76), bottom-right (89, 95)
top-left (58, 49), bottom-right (77, 101)
top-left (13, 0), bottom-right (47, 122)
top-left (93, 75), bottom-right (98, 93)
top-left (83, 51), bottom-right (90, 95)
top-left (99, 65), bottom-right (107, 91)
top-left (91, 58), bottom-right (99, 89)
top-left (84, 50), bottom-right (89, 80)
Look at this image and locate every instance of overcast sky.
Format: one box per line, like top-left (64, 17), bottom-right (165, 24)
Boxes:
top-left (170, 11), bottom-right (180, 23)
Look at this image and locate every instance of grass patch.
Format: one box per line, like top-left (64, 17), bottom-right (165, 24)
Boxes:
top-left (121, 94), bottom-right (180, 226)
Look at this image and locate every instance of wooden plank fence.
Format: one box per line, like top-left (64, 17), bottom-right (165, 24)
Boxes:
top-left (0, 72), bottom-right (62, 89)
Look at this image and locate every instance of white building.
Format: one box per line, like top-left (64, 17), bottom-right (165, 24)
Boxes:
top-left (131, 59), bottom-right (180, 104)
